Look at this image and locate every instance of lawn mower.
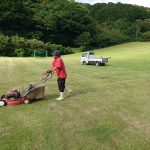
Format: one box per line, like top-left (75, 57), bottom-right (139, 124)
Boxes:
top-left (0, 73), bottom-right (52, 107)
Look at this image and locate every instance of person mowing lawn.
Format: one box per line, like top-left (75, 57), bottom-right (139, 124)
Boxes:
top-left (45, 50), bottom-right (71, 100)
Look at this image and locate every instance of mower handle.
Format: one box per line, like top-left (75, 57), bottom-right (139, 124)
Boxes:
top-left (22, 73), bottom-right (53, 96)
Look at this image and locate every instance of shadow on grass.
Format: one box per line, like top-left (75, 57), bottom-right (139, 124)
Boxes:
top-left (28, 86), bottom-right (90, 104)
top-left (82, 64), bottom-right (111, 67)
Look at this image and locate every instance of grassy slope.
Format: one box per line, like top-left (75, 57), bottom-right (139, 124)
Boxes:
top-left (0, 42), bottom-right (150, 150)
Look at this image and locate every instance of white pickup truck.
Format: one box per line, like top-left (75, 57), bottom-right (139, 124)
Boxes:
top-left (80, 51), bottom-right (110, 66)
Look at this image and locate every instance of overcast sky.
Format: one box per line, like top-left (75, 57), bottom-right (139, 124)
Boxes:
top-left (75, 0), bottom-right (150, 7)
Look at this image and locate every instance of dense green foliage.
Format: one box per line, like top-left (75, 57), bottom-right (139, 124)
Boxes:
top-left (0, 34), bottom-right (72, 56)
top-left (0, 0), bottom-right (150, 56)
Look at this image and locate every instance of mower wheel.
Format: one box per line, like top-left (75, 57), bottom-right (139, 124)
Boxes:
top-left (0, 100), bottom-right (6, 107)
top-left (24, 99), bottom-right (30, 104)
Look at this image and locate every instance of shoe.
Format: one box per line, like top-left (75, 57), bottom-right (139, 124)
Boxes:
top-left (56, 97), bottom-right (64, 100)
top-left (65, 87), bottom-right (72, 97)
top-left (56, 92), bottom-right (64, 101)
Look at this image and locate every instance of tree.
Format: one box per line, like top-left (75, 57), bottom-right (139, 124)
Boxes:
top-left (0, 34), bottom-right (10, 56)
top-left (114, 19), bottom-right (131, 32)
top-left (27, 39), bottom-right (46, 50)
top-left (34, 3), bottom-right (57, 31)
top-left (0, 0), bottom-right (28, 23)
top-left (34, 0), bottom-right (91, 45)
top-left (142, 31), bottom-right (150, 41)
top-left (11, 35), bottom-right (27, 49)
top-left (95, 23), bottom-right (129, 47)
top-left (90, 3), bottom-right (148, 22)
top-left (74, 32), bottom-right (92, 47)
top-left (136, 19), bottom-right (150, 32)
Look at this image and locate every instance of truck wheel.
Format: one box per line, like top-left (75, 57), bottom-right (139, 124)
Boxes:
top-left (0, 100), bottom-right (6, 107)
top-left (102, 63), bottom-right (105, 66)
top-left (82, 61), bottom-right (86, 65)
top-left (95, 62), bottom-right (100, 66)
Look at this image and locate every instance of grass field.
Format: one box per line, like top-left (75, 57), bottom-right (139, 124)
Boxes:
top-left (0, 42), bottom-right (150, 150)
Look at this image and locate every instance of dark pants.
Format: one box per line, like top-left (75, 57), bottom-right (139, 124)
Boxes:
top-left (57, 78), bottom-right (66, 92)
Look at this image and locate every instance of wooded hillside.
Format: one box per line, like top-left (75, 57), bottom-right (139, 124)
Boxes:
top-left (0, 0), bottom-right (150, 56)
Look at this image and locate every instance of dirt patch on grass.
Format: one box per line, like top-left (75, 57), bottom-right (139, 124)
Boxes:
top-left (115, 112), bottom-right (150, 137)
top-left (0, 127), bottom-right (13, 138)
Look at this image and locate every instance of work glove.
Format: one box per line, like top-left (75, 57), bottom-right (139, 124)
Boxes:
top-left (46, 70), bottom-right (52, 73)
top-left (43, 70), bottom-right (52, 76)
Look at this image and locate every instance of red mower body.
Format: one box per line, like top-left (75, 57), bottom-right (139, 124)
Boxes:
top-left (0, 73), bottom-right (52, 107)
top-left (0, 96), bottom-right (29, 106)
